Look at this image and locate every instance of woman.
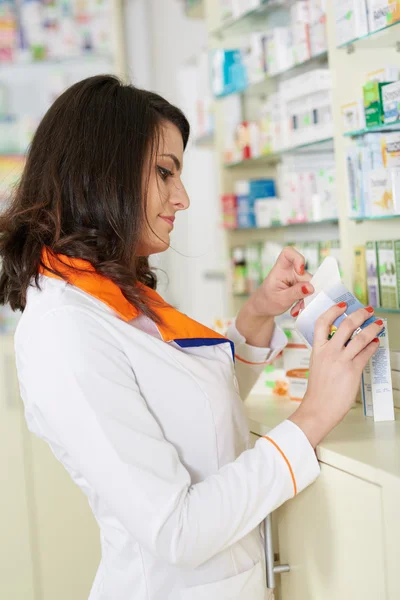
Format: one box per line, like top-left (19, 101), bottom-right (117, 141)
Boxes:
top-left (0, 76), bottom-right (382, 600)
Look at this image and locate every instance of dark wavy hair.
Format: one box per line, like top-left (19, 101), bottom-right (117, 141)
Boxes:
top-left (0, 75), bottom-right (190, 318)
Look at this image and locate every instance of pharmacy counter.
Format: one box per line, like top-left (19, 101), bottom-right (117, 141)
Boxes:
top-left (245, 394), bottom-right (400, 600)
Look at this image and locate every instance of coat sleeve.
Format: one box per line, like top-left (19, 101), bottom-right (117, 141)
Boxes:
top-left (17, 307), bottom-right (319, 570)
top-left (227, 319), bottom-right (288, 399)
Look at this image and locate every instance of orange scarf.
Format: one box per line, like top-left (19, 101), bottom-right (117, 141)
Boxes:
top-left (40, 249), bottom-right (231, 353)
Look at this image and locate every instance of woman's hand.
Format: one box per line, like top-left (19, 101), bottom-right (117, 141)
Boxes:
top-left (235, 246), bottom-right (313, 347)
top-left (290, 303), bottom-right (384, 448)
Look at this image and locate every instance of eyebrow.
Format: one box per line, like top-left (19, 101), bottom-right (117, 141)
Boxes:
top-left (160, 153), bottom-right (181, 171)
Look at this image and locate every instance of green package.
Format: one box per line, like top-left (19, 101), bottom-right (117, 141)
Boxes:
top-left (363, 81), bottom-right (393, 128)
top-left (377, 240), bottom-right (398, 309)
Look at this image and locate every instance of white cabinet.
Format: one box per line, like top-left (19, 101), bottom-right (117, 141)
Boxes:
top-left (0, 337), bottom-right (35, 600)
top-left (0, 337), bottom-right (101, 600)
top-left (250, 431), bottom-right (386, 600)
top-left (276, 463), bottom-right (385, 600)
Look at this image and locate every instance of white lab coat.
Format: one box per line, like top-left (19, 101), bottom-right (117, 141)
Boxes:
top-left (14, 275), bottom-right (320, 600)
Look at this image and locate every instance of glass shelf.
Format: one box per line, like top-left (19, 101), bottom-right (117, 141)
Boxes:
top-left (228, 219), bottom-right (339, 233)
top-left (215, 51), bottom-right (328, 100)
top-left (344, 123), bottom-right (400, 137)
top-left (338, 20), bottom-right (400, 51)
top-left (224, 137), bottom-right (334, 168)
top-left (211, 0), bottom-right (283, 38)
top-left (350, 215), bottom-right (400, 223)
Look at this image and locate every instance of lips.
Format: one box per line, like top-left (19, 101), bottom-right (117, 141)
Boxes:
top-left (160, 216), bottom-right (175, 227)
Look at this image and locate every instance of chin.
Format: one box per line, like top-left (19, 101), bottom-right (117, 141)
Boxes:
top-left (138, 235), bottom-right (170, 256)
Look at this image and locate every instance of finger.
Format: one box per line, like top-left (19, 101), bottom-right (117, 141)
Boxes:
top-left (331, 306), bottom-right (375, 349)
top-left (344, 319), bottom-right (385, 360)
top-left (291, 299), bottom-right (304, 317)
top-left (313, 302), bottom-right (347, 347)
top-left (277, 246), bottom-right (307, 277)
top-left (284, 281), bottom-right (315, 307)
top-left (353, 337), bottom-right (381, 371)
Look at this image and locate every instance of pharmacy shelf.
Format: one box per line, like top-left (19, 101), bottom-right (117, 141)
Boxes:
top-left (350, 215), bottom-right (400, 223)
top-left (184, 0), bottom-right (205, 19)
top-left (344, 123), bottom-right (400, 137)
top-left (215, 51), bottom-right (329, 100)
top-left (338, 20), bottom-right (400, 51)
top-left (227, 219), bottom-right (339, 233)
top-left (224, 137), bottom-right (335, 168)
top-left (211, 0), bottom-right (282, 38)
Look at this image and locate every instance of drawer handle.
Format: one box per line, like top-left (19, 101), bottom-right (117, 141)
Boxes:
top-left (264, 514), bottom-right (290, 590)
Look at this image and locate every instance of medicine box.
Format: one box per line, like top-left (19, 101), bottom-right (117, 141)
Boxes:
top-left (367, 0), bottom-right (400, 33)
top-left (366, 241), bottom-right (381, 307)
top-left (334, 0), bottom-right (369, 46)
top-left (363, 81), bottom-right (392, 128)
top-left (382, 80), bottom-right (400, 124)
top-left (368, 168), bottom-right (394, 216)
top-left (378, 240), bottom-right (398, 308)
top-left (354, 246), bottom-right (369, 305)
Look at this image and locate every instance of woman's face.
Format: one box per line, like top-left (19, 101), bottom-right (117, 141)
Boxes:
top-left (138, 121), bottom-right (190, 256)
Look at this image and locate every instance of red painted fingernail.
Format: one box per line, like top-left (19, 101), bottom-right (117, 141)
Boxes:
top-left (299, 264), bottom-right (305, 275)
top-left (376, 319), bottom-right (384, 326)
top-left (373, 338), bottom-right (380, 343)
top-left (366, 306), bottom-right (374, 313)
top-left (337, 302), bottom-right (346, 308)
top-left (302, 285), bottom-right (309, 295)
top-left (292, 310), bottom-right (300, 317)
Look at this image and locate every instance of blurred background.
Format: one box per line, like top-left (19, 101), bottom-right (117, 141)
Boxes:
top-left (1, 0), bottom-right (400, 598)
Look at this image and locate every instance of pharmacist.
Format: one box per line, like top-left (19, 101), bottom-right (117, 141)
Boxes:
top-left (1, 76), bottom-right (383, 600)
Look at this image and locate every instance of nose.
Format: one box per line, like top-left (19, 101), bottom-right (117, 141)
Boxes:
top-left (170, 178), bottom-right (190, 211)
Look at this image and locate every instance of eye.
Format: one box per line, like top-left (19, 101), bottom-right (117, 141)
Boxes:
top-left (157, 165), bottom-right (173, 181)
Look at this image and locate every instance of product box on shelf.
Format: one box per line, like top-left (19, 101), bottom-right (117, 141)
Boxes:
top-left (346, 146), bottom-right (366, 218)
top-left (367, 65), bottom-right (400, 83)
top-left (211, 49), bottom-right (247, 98)
top-left (232, 247), bottom-right (247, 295)
top-left (245, 243), bottom-right (263, 293)
top-left (237, 121), bottom-right (261, 160)
top-left (313, 168), bottom-right (338, 221)
top-left (309, 14), bottom-right (328, 57)
top-left (334, 0), bottom-right (369, 46)
top-left (367, 0), bottom-right (400, 33)
top-left (381, 80), bottom-right (400, 124)
top-left (384, 132), bottom-right (400, 167)
top-left (221, 194), bottom-right (238, 229)
top-left (363, 81), bottom-right (392, 128)
top-left (368, 168), bottom-right (394, 216)
top-left (254, 198), bottom-right (283, 228)
top-left (341, 100), bottom-right (366, 133)
top-left (222, 94), bottom-right (243, 164)
top-left (378, 240), bottom-right (398, 308)
top-left (265, 27), bottom-right (293, 76)
top-left (354, 246), bottom-right (369, 305)
top-left (235, 180), bottom-right (254, 228)
top-left (244, 32), bottom-right (267, 85)
top-left (366, 241), bottom-right (381, 307)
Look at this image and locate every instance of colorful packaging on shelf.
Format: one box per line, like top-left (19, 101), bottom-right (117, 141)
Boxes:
top-left (378, 240), bottom-right (398, 309)
top-left (361, 324), bottom-right (394, 421)
top-left (346, 146), bottom-right (366, 218)
top-left (366, 241), bottom-right (381, 307)
top-left (381, 80), bottom-right (400, 124)
top-left (354, 246), bottom-right (369, 305)
top-left (366, 0), bottom-right (400, 33)
top-left (211, 49), bottom-right (247, 98)
top-left (334, 0), bottom-right (369, 46)
top-left (254, 197), bottom-right (282, 228)
top-left (221, 194), bottom-right (238, 229)
top-left (295, 257), bottom-right (382, 348)
top-left (235, 180), bottom-right (254, 228)
top-left (363, 81), bottom-right (392, 128)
